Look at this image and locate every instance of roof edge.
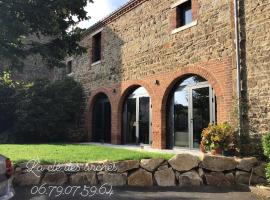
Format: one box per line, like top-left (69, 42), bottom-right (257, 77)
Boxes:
top-left (82, 0), bottom-right (148, 37)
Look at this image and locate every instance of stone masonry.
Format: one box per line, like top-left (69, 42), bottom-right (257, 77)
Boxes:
top-left (240, 0), bottom-right (270, 137)
top-left (68, 0), bottom-right (269, 148)
top-left (13, 154), bottom-right (267, 187)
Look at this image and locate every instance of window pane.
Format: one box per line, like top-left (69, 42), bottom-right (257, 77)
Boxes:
top-left (184, 8), bottom-right (192, 25)
top-left (176, 0), bottom-right (193, 27)
top-left (174, 86), bottom-right (189, 148)
top-left (92, 32), bottom-right (101, 63)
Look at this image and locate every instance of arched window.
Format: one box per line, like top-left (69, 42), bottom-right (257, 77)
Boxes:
top-left (167, 75), bottom-right (216, 149)
top-left (123, 87), bottom-right (151, 145)
top-left (92, 94), bottom-right (111, 143)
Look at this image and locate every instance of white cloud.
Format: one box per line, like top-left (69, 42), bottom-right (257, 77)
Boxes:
top-left (78, 0), bottom-right (115, 29)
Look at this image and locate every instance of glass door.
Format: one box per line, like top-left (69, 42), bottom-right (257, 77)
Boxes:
top-left (92, 96), bottom-right (111, 143)
top-left (173, 86), bottom-right (189, 148)
top-left (171, 83), bottom-right (215, 149)
top-left (125, 98), bottom-right (137, 144)
top-left (190, 85), bottom-right (211, 148)
top-left (123, 87), bottom-right (151, 145)
top-left (139, 97), bottom-right (150, 144)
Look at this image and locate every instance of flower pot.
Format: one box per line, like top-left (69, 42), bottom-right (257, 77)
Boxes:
top-left (200, 144), bottom-right (207, 153)
top-left (211, 148), bottom-right (223, 155)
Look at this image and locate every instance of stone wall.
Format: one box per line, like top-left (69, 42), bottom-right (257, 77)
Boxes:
top-left (72, 0), bottom-right (234, 92)
top-left (14, 154), bottom-right (267, 187)
top-left (0, 35), bottom-right (66, 82)
top-left (70, 0), bottom-right (236, 147)
top-left (240, 0), bottom-right (270, 137)
top-left (12, 54), bottom-right (62, 82)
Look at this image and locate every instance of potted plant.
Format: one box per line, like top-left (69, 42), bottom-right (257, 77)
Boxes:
top-left (201, 122), bottom-right (237, 155)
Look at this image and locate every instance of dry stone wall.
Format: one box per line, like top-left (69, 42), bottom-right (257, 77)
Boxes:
top-left (14, 154), bottom-right (267, 187)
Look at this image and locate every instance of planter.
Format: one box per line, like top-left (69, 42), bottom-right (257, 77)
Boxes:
top-left (211, 148), bottom-right (223, 155)
top-left (200, 144), bottom-right (207, 153)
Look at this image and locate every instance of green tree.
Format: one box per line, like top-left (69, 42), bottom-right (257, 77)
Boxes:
top-left (0, 0), bottom-right (92, 69)
top-left (15, 78), bottom-right (85, 143)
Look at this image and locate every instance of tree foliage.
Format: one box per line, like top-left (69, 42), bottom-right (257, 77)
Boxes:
top-left (15, 77), bottom-right (85, 142)
top-left (0, 71), bottom-right (86, 143)
top-left (0, 71), bottom-right (18, 133)
top-left (0, 0), bottom-right (92, 69)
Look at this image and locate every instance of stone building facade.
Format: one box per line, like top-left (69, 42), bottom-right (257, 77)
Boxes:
top-left (69, 0), bottom-right (269, 149)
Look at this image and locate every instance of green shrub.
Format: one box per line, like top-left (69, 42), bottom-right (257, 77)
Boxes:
top-left (0, 71), bottom-right (23, 142)
top-left (15, 77), bottom-right (85, 143)
top-left (0, 72), bottom-right (86, 143)
top-left (262, 133), bottom-right (270, 182)
top-left (262, 133), bottom-right (270, 158)
top-left (266, 163), bottom-right (270, 182)
top-left (201, 122), bottom-right (238, 154)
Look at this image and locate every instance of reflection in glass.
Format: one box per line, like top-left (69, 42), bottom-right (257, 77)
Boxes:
top-left (192, 87), bottom-right (210, 148)
top-left (123, 87), bottom-right (151, 145)
top-left (126, 98), bottom-right (137, 144)
top-left (169, 75), bottom-right (215, 149)
top-left (139, 97), bottom-right (150, 144)
top-left (174, 86), bottom-right (189, 147)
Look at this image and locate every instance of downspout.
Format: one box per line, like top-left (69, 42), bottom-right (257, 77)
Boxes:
top-left (233, 0), bottom-right (242, 136)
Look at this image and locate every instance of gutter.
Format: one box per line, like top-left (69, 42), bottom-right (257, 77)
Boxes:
top-left (233, 0), bottom-right (242, 136)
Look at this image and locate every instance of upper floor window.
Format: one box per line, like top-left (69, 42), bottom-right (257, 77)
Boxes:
top-left (171, 0), bottom-right (198, 34)
top-left (176, 0), bottom-right (192, 27)
top-left (92, 32), bottom-right (102, 63)
top-left (66, 60), bottom-right (72, 74)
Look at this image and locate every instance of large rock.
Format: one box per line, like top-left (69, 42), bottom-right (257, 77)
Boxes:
top-left (42, 172), bottom-right (68, 185)
top-left (168, 154), bottom-right (200, 172)
top-left (140, 158), bottom-right (165, 172)
top-left (205, 172), bottom-right (232, 187)
top-left (128, 169), bottom-right (153, 187)
top-left (225, 173), bottom-right (235, 184)
top-left (154, 167), bottom-right (176, 186)
top-left (236, 157), bottom-right (258, 172)
top-left (102, 173), bottom-right (127, 186)
top-left (157, 162), bottom-right (169, 171)
top-left (70, 172), bottom-right (97, 185)
top-left (235, 171), bottom-right (267, 185)
top-left (115, 160), bottom-right (140, 173)
top-left (14, 171), bottom-right (42, 186)
top-left (254, 162), bottom-right (267, 178)
top-left (201, 155), bottom-right (237, 172)
top-left (178, 170), bottom-right (202, 187)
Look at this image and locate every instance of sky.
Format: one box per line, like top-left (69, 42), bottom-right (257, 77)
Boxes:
top-left (78, 0), bottom-right (130, 29)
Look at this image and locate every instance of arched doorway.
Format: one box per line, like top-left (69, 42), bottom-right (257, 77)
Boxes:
top-left (122, 87), bottom-right (152, 145)
top-left (166, 75), bottom-right (216, 149)
top-left (92, 93), bottom-right (111, 143)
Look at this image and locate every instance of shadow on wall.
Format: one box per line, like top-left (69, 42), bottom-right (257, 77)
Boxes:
top-left (88, 26), bottom-right (124, 143)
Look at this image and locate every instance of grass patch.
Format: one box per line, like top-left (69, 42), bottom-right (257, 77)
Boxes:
top-left (0, 144), bottom-right (174, 165)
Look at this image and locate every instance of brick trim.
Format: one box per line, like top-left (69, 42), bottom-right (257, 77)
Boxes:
top-left (85, 58), bottom-right (233, 149)
top-left (85, 88), bottom-right (114, 141)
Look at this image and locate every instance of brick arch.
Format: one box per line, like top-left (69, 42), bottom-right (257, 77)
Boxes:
top-left (115, 80), bottom-right (155, 144)
top-left (116, 80), bottom-right (154, 115)
top-left (85, 88), bottom-right (113, 142)
top-left (157, 66), bottom-right (225, 149)
top-left (161, 66), bottom-right (223, 110)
